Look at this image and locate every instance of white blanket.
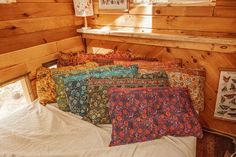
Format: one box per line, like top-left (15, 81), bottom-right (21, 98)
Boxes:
top-left (0, 101), bottom-right (196, 157)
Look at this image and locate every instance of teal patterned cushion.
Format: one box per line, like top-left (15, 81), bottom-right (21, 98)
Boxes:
top-left (84, 72), bottom-right (169, 125)
top-left (63, 65), bottom-right (138, 116)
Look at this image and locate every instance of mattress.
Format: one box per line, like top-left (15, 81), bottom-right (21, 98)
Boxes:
top-left (0, 100), bottom-right (196, 157)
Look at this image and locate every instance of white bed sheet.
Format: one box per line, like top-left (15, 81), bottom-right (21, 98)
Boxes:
top-left (0, 101), bottom-right (196, 157)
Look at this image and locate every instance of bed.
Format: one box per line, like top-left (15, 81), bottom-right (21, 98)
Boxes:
top-left (0, 100), bottom-right (196, 157)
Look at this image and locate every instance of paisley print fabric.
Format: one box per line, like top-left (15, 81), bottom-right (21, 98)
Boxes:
top-left (50, 62), bottom-right (98, 111)
top-left (63, 65), bottom-right (138, 116)
top-left (108, 87), bottom-right (203, 146)
top-left (140, 67), bottom-right (206, 111)
top-left (78, 50), bottom-right (159, 66)
top-left (36, 67), bottom-right (56, 105)
top-left (114, 59), bottom-right (182, 69)
top-left (57, 51), bottom-right (86, 67)
top-left (84, 72), bottom-right (169, 125)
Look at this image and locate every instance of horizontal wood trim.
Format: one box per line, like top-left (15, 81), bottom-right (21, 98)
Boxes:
top-left (0, 64), bottom-right (28, 86)
top-left (88, 14), bottom-right (236, 33)
top-left (0, 25), bottom-right (80, 54)
top-left (0, 15), bottom-right (82, 38)
top-left (0, 3), bottom-right (74, 21)
top-left (81, 31), bottom-right (236, 53)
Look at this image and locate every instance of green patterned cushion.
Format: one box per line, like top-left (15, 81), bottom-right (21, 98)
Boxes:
top-left (51, 63), bottom-right (107, 111)
top-left (63, 65), bottom-right (138, 116)
top-left (84, 72), bottom-right (169, 125)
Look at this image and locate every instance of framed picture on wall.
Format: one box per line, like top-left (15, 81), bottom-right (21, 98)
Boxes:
top-left (214, 68), bottom-right (236, 122)
top-left (99, 0), bottom-right (128, 10)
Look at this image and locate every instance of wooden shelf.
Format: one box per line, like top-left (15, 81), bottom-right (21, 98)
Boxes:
top-left (77, 29), bottom-right (236, 53)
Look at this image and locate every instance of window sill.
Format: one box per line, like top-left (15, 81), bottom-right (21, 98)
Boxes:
top-left (77, 28), bottom-right (236, 53)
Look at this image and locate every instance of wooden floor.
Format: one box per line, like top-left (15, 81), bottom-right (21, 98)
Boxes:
top-left (197, 130), bottom-right (235, 157)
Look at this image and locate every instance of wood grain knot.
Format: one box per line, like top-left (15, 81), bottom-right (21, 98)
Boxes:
top-left (220, 45), bottom-right (228, 49)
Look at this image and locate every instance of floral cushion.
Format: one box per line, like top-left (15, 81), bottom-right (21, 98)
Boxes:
top-left (63, 65), bottom-right (138, 116)
top-left (57, 51), bottom-right (86, 67)
top-left (84, 72), bottom-right (169, 125)
top-left (140, 67), bottom-right (206, 111)
top-left (108, 86), bottom-right (203, 146)
top-left (47, 62), bottom-right (98, 111)
top-left (78, 50), bottom-right (159, 66)
top-left (36, 67), bottom-right (56, 105)
top-left (114, 59), bottom-right (182, 69)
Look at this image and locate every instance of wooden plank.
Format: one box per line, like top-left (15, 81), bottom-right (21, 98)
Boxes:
top-left (0, 41), bottom-right (57, 69)
top-left (129, 5), bottom-right (214, 16)
top-left (57, 36), bottom-right (84, 51)
top-left (81, 31), bottom-right (236, 53)
top-left (0, 3), bottom-right (74, 21)
top-left (88, 14), bottom-right (236, 33)
top-left (17, 0), bottom-right (72, 2)
top-left (216, 0), bottom-right (236, 6)
top-left (214, 7), bottom-right (236, 18)
top-left (0, 64), bottom-right (28, 85)
top-left (0, 26), bottom-right (79, 54)
top-left (0, 15), bottom-right (82, 38)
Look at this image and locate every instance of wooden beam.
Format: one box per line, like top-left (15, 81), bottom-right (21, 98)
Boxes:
top-left (0, 64), bottom-right (28, 86)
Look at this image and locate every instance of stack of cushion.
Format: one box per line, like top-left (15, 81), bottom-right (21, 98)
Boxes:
top-left (36, 51), bottom-right (205, 147)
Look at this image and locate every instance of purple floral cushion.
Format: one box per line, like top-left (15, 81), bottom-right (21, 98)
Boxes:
top-left (108, 87), bottom-right (203, 146)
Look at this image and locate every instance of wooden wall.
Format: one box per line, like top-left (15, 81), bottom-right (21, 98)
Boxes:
top-left (0, 0), bottom-right (84, 98)
top-left (84, 0), bottom-right (236, 135)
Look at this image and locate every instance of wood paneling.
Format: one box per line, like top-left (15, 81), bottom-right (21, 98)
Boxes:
top-left (87, 0), bottom-right (236, 135)
top-left (0, 0), bottom-right (84, 98)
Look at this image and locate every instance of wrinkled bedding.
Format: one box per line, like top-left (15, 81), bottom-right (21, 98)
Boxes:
top-left (0, 101), bottom-right (196, 157)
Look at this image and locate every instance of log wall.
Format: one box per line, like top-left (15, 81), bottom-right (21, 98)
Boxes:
top-left (85, 0), bottom-right (236, 135)
top-left (0, 0), bottom-right (84, 97)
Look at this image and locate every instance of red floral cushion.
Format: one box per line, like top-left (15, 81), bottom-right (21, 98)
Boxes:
top-left (108, 87), bottom-right (203, 146)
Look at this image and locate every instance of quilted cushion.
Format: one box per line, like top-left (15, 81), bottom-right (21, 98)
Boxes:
top-left (63, 65), bottom-right (138, 116)
top-left (46, 62), bottom-right (98, 111)
top-left (84, 72), bottom-right (169, 125)
top-left (108, 87), bottom-right (203, 146)
top-left (141, 67), bottom-right (206, 111)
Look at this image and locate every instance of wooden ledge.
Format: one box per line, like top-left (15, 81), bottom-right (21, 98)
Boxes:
top-left (77, 29), bottom-right (236, 53)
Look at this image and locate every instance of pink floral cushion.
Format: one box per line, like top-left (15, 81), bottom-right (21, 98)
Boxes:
top-left (108, 87), bottom-right (203, 146)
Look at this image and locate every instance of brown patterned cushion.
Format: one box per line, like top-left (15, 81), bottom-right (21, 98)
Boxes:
top-left (57, 51), bottom-right (86, 67)
top-left (36, 62), bottom-right (98, 106)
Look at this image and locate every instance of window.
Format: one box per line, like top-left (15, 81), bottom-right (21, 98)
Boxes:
top-left (0, 78), bottom-right (32, 116)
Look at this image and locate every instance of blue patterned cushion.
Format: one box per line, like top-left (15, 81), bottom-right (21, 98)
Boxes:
top-left (63, 65), bottom-right (138, 116)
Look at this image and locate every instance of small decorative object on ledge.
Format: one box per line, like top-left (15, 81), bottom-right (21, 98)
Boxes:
top-left (73, 0), bottom-right (94, 30)
top-left (99, 0), bottom-right (128, 10)
top-left (214, 68), bottom-right (236, 122)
